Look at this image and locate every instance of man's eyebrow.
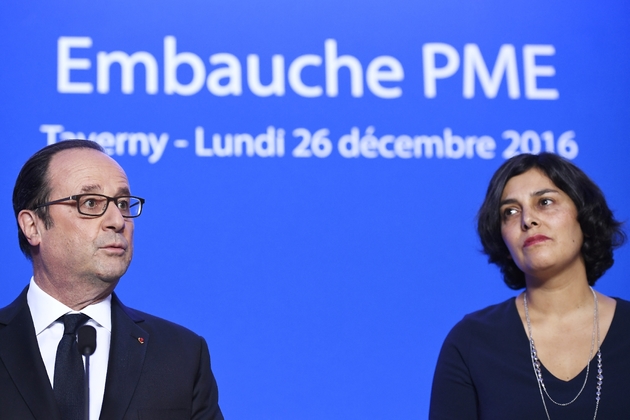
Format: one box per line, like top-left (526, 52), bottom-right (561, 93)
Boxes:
top-left (79, 184), bottom-right (102, 193)
top-left (116, 187), bottom-right (131, 196)
top-left (78, 184), bottom-right (131, 196)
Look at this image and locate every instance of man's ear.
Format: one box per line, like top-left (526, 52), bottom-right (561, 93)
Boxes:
top-left (18, 210), bottom-right (42, 246)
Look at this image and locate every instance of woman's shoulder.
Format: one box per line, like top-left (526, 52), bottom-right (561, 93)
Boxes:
top-left (612, 297), bottom-right (630, 323)
top-left (458, 297), bottom-right (517, 326)
top-left (445, 297), bottom-right (520, 346)
top-left (614, 296), bottom-right (630, 307)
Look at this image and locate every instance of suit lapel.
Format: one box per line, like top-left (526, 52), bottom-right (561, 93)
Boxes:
top-left (99, 294), bottom-right (148, 420)
top-left (0, 289), bottom-right (61, 420)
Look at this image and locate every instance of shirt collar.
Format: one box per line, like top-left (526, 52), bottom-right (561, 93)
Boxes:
top-left (26, 277), bottom-right (112, 335)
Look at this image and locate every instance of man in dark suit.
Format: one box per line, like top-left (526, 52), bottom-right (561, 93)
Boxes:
top-left (0, 140), bottom-right (224, 419)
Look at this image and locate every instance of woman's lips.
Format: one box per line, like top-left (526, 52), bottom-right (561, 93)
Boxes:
top-left (524, 235), bottom-right (550, 247)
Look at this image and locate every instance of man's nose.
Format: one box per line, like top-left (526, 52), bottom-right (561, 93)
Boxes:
top-left (101, 202), bottom-right (126, 231)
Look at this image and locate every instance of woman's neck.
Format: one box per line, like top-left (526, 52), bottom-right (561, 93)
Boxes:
top-left (523, 270), bottom-right (593, 318)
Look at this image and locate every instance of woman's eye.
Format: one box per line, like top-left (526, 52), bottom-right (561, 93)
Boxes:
top-left (540, 198), bottom-right (553, 206)
top-left (502, 208), bottom-right (517, 218)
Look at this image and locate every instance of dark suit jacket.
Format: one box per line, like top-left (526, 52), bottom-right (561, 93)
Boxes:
top-left (0, 288), bottom-right (224, 420)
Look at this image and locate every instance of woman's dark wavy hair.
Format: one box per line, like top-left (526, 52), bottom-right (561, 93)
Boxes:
top-left (477, 153), bottom-right (626, 289)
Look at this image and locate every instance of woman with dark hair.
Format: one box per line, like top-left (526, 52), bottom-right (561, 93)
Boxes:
top-left (429, 153), bottom-right (629, 419)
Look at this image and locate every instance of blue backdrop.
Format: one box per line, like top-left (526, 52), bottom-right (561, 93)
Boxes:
top-left (1, 1), bottom-right (629, 418)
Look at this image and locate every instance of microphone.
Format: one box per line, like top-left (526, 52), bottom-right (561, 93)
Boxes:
top-left (77, 325), bottom-right (97, 420)
top-left (78, 325), bottom-right (97, 356)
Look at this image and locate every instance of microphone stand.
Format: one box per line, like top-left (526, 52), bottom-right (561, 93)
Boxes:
top-left (78, 325), bottom-right (97, 420)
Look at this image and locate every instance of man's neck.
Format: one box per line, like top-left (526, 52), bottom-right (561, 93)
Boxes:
top-left (32, 273), bottom-right (117, 311)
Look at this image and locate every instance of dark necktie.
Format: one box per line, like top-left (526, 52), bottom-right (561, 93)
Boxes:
top-left (54, 313), bottom-right (90, 420)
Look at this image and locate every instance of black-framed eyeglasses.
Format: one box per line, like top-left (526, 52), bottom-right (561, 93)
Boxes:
top-left (33, 194), bottom-right (145, 218)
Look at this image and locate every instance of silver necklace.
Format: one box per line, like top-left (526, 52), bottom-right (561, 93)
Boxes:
top-left (523, 287), bottom-right (602, 420)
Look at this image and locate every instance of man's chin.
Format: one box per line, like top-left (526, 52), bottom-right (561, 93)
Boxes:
top-left (93, 262), bottom-right (131, 284)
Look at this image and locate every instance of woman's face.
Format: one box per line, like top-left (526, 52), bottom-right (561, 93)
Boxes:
top-left (499, 168), bottom-right (585, 282)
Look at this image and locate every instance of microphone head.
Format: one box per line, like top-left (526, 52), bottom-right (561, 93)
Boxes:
top-left (77, 325), bottom-right (97, 356)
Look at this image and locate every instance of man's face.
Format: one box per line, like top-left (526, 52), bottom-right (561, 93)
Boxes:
top-left (35, 148), bottom-right (134, 287)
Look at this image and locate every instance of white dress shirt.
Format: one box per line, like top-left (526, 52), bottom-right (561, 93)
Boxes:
top-left (27, 278), bottom-right (111, 420)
